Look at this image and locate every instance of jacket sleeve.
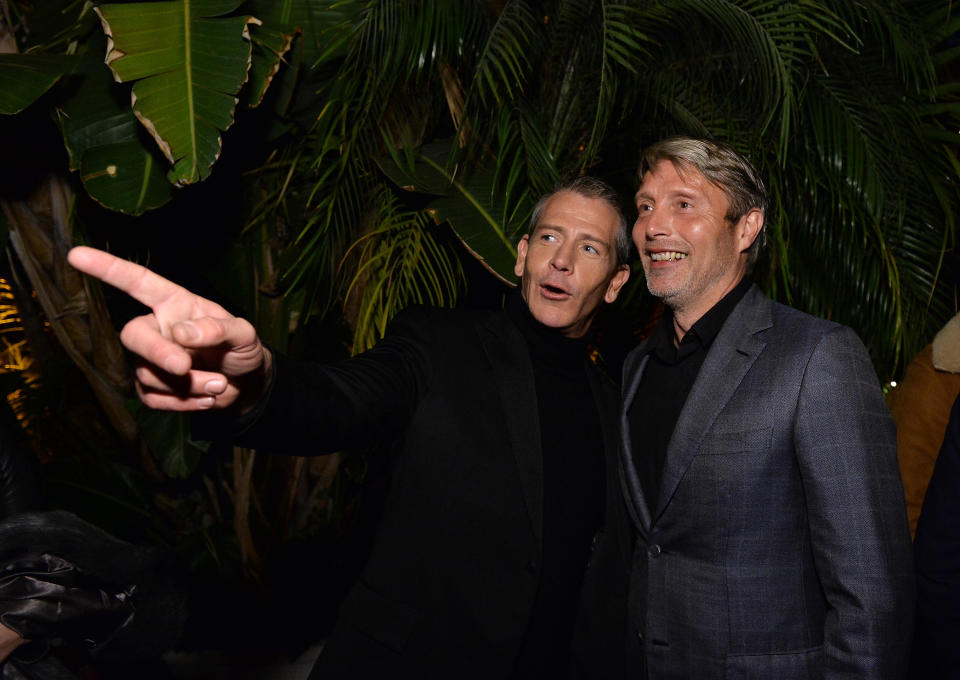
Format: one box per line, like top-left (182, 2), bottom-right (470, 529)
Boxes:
top-left (793, 326), bottom-right (914, 679)
top-left (202, 307), bottom-right (439, 456)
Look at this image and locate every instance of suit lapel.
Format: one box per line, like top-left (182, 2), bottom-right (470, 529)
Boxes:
top-left (620, 344), bottom-right (654, 535)
top-left (653, 286), bottom-right (772, 523)
top-left (476, 311), bottom-right (543, 553)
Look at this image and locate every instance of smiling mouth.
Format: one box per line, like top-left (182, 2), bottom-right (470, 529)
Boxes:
top-left (649, 251), bottom-right (687, 261)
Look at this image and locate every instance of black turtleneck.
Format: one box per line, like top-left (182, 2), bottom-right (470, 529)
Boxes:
top-left (505, 292), bottom-right (606, 677)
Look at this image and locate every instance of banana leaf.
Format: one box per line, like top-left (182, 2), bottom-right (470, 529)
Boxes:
top-left (59, 58), bottom-right (174, 214)
top-left (95, 0), bottom-right (260, 186)
top-left (0, 54), bottom-right (77, 115)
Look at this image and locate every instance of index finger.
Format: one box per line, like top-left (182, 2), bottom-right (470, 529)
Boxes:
top-left (68, 246), bottom-right (187, 310)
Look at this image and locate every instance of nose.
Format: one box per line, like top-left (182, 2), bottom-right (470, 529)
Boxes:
top-left (635, 205), bottom-right (669, 243)
top-left (550, 239), bottom-right (575, 272)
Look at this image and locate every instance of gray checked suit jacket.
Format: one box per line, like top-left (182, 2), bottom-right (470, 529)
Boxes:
top-left (619, 284), bottom-right (914, 679)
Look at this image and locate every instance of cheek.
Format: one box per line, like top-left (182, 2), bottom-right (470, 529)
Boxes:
top-left (683, 217), bottom-right (726, 246)
top-left (519, 276), bottom-right (535, 303)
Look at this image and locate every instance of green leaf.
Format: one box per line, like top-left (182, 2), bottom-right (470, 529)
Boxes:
top-left (0, 54), bottom-right (77, 115)
top-left (471, 0), bottom-right (538, 108)
top-left (59, 60), bottom-right (139, 171)
top-left (95, 0), bottom-right (260, 185)
top-left (59, 58), bottom-right (175, 214)
top-left (243, 0), bottom-right (366, 135)
top-left (376, 141), bottom-right (527, 284)
top-left (80, 142), bottom-right (174, 214)
top-left (345, 186), bottom-right (464, 352)
top-left (134, 405), bottom-right (211, 479)
top-left (245, 23), bottom-right (300, 108)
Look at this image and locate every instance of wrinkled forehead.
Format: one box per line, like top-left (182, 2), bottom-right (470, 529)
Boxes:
top-left (640, 157), bottom-right (708, 187)
top-left (534, 191), bottom-right (619, 235)
top-left (639, 157), bottom-right (738, 212)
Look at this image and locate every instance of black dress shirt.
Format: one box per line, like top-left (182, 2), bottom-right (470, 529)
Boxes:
top-left (627, 278), bottom-right (752, 510)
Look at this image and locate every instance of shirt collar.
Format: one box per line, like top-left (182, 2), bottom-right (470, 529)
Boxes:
top-left (647, 277), bottom-right (753, 360)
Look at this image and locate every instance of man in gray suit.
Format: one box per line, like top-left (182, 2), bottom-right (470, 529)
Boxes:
top-left (621, 136), bottom-right (914, 679)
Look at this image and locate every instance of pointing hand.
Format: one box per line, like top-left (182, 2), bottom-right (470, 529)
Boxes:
top-left (67, 246), bottom-right (270, 411)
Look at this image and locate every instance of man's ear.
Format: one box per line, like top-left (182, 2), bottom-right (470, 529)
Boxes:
top-left (736, 208), bottom-right (764, 254)
top-left (604, 265), bottom-right (631, 303)
top-left (514, 235), bottom-right (530, 278)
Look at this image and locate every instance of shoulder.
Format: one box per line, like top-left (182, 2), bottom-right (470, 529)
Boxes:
top-left (769, 300), bottom-right (842, 335)
top-left (770, 300), bottom-right (862, 347)
top-left (726, 289), bottom-right (878, 381)
top-left (753, 299), bottom-right (882, 392)
top-left (380, 304), bottom-right (511, 354)
top-left (741, 288), bottom-right (859, 349)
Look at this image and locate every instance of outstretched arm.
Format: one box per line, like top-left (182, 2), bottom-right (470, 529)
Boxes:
top-left (67, 246), bottom-right (270, 412)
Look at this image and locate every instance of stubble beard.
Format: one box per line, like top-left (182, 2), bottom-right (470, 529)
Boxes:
top-left (644, 257), bottom-right (731, 316)
top-left (642, 257), bottom-right (690, 311)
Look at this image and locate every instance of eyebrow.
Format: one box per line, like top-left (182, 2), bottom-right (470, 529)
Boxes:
top-left (634, 188), bottom-right (700, 203)
top-left (530, 222), bottom-right (608, 245)
top-left (534, 222), bottom-right (610, 248)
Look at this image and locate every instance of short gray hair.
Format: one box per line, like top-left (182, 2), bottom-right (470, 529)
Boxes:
top-left (528, 176), bottom-right (632, 267)
top-left (640, 136), bottom-right (767, 272)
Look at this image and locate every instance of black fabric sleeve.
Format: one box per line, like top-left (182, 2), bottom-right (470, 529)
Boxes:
top-left (194, 307), bottom-right (439, 456)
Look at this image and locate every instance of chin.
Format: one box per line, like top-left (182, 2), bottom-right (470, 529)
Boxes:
top-left (530, 307), bottom-right (572, 331)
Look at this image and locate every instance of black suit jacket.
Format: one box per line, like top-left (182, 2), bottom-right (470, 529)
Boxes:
top-left (235, 305), bottom-right (629, 678)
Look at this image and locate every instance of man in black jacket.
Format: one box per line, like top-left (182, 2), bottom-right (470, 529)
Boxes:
top-left (68, 176), bottom-right (632, 678)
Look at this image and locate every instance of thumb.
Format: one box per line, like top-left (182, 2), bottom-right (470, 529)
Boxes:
top-left (171, 316), bottom-right (261, 356)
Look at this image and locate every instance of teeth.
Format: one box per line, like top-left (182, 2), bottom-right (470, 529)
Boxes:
top-left (650, 251), bottom-right (687, 262)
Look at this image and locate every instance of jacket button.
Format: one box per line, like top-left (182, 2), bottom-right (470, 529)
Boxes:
top-left (526, 560), bottom-right (537, 574)
top-left (648, 543), bottom-right (662, 558)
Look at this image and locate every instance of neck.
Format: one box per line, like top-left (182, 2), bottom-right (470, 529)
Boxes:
top-left (507, 291), bottom-right (592, 357)
top-left (669, 274), bottom-right (747, 342)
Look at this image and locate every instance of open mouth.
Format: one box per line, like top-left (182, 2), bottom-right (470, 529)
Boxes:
top-left (539, 283), bottom-right (571, 300)
top-left (649, 251), bottom-right (687, 262)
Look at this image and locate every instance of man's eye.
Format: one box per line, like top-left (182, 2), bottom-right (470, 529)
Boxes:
top-left (679, 201), bottom-right (692, 209)
top-left (540, 233), bottom-right (557, 242)
top-left (638, 203), bottom-right (653, 212)
top-left (584, 245), bottom-right (599, 254)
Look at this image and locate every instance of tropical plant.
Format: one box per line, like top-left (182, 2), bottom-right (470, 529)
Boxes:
top-left (1, 0), bottom-right (959, 585)
top-left (0, 0), bottom-right (360, 569)
top-left (251, 0), bottom-right (960, 378)
top-left (5, 0), bottom-right (957, 374)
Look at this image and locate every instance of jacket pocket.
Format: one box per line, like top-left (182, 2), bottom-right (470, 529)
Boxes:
top-left (725, 645), bottom-right (823, 680)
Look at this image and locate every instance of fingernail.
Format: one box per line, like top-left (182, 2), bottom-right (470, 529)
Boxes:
top-left (205, 379), bottom-right (226, 395)
top-left (198, 397), bottom-right (215, 408)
